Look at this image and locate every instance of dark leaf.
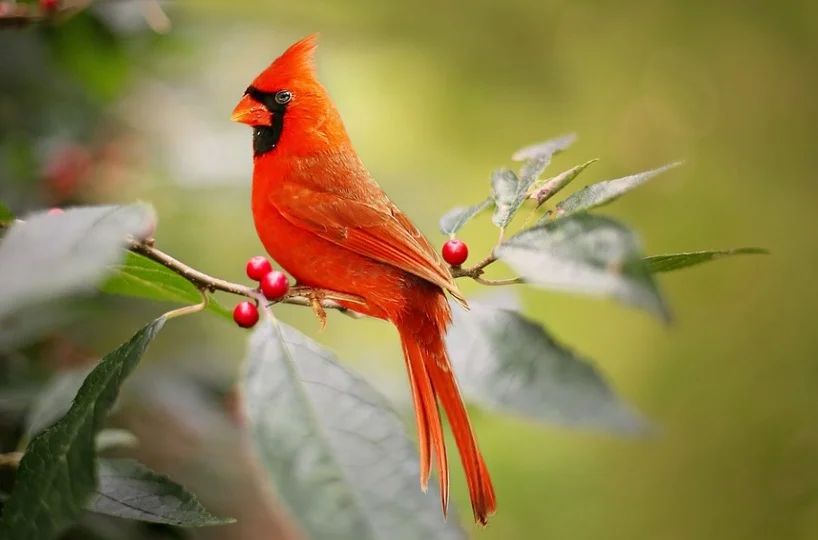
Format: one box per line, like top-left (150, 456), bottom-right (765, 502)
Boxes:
top-left (512, 133), bottom-right (578, 162)
top-left (556, 162), bottom-right (682, 215)
top-left (101, 251), bottom-right (231, 319)
top-left (0, 200), bottom-right (13, 226)
top-left (646, 248), bottom-right (769, 273)
top-left (243, 319), bottom-right (466, 540)
top-left (448, 301), bottom-right (649, 434)
top-left (23, 363), bottom-right (94, 441)
top-left (531, 159), bottom-right (598, 206)
top-left (496, 214), bottom-right (670, 322)
top-left (438, 198), bottom-right (492, 236)
top-left (88, 459), bottom-right (234, 527)
top-left (490, 168), bottom-right (520, 228)
top-left (0, 204), bottom-right (155, 320)
top-left (0, 318), bottom-right (166, 539)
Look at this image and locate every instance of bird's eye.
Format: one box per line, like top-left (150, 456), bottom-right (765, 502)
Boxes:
top-left (274, 90), bottom-right (293, 105)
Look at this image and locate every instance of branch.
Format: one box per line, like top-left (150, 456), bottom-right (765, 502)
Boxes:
top-left (127, 240), bottom-right (365, 318)
top-left (450, 253), bottom-right (525, 286)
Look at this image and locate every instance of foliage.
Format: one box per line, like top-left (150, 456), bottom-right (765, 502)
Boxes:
top-left (0, 133), bottom-right (766, 538)
top-left (0, 7), bottom-right (767, 540)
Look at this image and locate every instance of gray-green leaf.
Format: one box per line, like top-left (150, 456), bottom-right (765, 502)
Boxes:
top-left (531, 159), bottom-right (598, 206)
top-left (438, 198), bottom-right (492, 236)
top-left (496, 214), bottom-right (670, 322)
top-left (101, 251), bottom-right (231, 320)
top-left (0, 317), bottom-right (166, 539)
top-left (243, 319), bottom-right (466, 540)
top-left (490, 168), bottom-right (520, 228)
top-left (0, 204), bottom-right (155, 321)
top-left (512, 133), bottom-right (577, 162)
top-left (646, 248), bottom-right (769, 273)
top-left (448, 301), bottom-right (649, 434)
top-left (556, 162), bottom-right (682, 215)
top-left (89, 458), bottom-right (234, 527)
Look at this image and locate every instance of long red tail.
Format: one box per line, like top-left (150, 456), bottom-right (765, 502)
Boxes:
top-left (396, 300), bottom-right (496, 525)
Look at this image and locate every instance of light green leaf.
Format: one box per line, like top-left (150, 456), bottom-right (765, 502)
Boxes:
top-left (448, 301), bottom-right (649, 434)
top-left (0, 317), bottom-right (166, 539)
top-left (0, 201), bottom-right (14, 226)
top-left (512, 133), bottom-right (577, 162)
top-left (101, 251), bottom-right (231, 320)
top-left (89, 458), bottom-right (234, 527)
top-left (438, 198), bottom-right (492, 236)
top-left (556, 162), bottom-right (682, 215)
top-left (496, 214), bottom-right (670, 322)
top-left (530, 159), bottom-right (598, 206)
top-left (646, 248), bottom-right (769, 273)
top-left (0, 204), bottom-right (155, 321)
top-left (244, 319), bottom-right (466, 540)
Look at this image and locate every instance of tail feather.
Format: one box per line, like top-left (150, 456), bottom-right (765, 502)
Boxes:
top-left (400, 337), bottom-right (449, 512)
top-left (398, 311), bottom-right (496, 525)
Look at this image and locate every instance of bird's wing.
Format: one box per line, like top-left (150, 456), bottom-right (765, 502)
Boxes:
top-left (270, 180), bottom-right (468, 308)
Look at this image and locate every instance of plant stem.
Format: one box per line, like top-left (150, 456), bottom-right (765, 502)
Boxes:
top-left (127, 239), bottom-right (363, 316)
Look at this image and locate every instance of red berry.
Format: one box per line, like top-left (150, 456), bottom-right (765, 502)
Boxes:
top-left (47, 208), bottom-right (63, 215)
top-left (233, 301), bottom-right (259, 328)
top-left (260, 270), bottom-right (289, 300)
top-left (246, 256), bottom-right (273, 281)
top-left (40, 0), bottom-right (59, 14)
top-left (442, 239), bottom-right (469, 266)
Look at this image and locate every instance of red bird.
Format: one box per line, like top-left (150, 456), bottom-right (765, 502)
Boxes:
top-left (231, 34), bottom-right (496, 524)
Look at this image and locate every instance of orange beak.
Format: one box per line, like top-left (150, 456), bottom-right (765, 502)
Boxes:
top-left (230, 94), bottom-right (270, 126)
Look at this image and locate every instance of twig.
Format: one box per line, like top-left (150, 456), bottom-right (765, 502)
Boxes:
top-left (474, 276), bottom-right (524, 286)
top-left (450, 254), bottom-right (497, 279)
top-left (0, 452), bottom-right (22, 469)
top-left (128, 239), bottom-right (364, 317)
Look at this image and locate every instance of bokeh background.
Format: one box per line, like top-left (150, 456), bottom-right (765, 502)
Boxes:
top-left (1, 0), bottom-right (816, 538)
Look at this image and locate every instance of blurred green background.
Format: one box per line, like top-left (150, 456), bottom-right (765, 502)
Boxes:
top-left (2, 0), bottom-right (817, 538)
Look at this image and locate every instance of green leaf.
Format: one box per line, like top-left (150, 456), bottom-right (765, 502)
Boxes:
top-left (243, 319), bottom-right (466, 540)
top-left (101, 251), bottom-right (231, 320)
top-left (530, 159), bottom-right (598, 206)
top-left (0, 318), bottom-right (166, 540)
top-left (88, 458), bottom-right (234, 527)
top-left (0, 201), bottom-right (14, 226)
top-left (496, 214), bottom-right (670, 322)
top-left (556, 162), bottom-right (682, 215)
top-left (646, 248), bottom-right (769, 273)
top-left (448, 301), bottom-right (649, 434)
top-left (438, 198), bottom-right (492, 236)
top-left (512, 133), bottom-right (578, 162)
top-left (23, 364), bottom-right (94, 441)
top-left (0, 204), bottom-right (155, 321)
top-left (490, 168), bottom-right (520, 228)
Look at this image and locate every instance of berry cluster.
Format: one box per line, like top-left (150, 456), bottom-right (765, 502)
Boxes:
top-left (233, 256), bottom-right (291, 328)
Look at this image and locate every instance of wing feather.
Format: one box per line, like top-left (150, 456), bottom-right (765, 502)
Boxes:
top-left (271, 180), bottom-right (467, 307)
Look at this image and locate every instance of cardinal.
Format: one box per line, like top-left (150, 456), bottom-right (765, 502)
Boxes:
top-left (231, 34), bottom-right (496, 524)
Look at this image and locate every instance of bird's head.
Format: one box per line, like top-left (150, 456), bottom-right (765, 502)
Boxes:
top-left (231, 33), bottom-right (345, 157)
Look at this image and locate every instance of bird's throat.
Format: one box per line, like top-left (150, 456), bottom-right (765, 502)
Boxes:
top-left (252, 112), bottom-right (285, 157)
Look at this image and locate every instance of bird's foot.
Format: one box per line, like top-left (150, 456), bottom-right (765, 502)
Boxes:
top-left (289, 285), bottom-right (366, 332)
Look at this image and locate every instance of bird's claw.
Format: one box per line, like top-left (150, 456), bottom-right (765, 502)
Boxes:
top-left (291, 285), bottom-right (329, 332)
top-left (310, 296), bottom-right (327, 332)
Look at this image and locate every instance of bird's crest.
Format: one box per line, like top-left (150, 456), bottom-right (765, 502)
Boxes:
top-left (251, 33), bottom-right (319, 92)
